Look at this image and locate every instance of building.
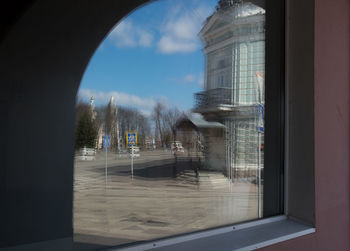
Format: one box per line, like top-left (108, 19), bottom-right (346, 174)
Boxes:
top-left (176, 116), bottom-right (225, 170)
top-left (194, 0), bottom-right (265, 180)
top-left (90, 96), bottom-right (121, 150)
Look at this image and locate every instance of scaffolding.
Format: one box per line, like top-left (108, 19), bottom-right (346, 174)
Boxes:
top-left (195, 1), bottom-right (265, 180)
top-left (224, 107), bottom-right (264, 180)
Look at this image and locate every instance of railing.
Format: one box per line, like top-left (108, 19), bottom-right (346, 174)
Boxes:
top-left (76, 147), bottom-right (96, 160)
top-left (194, 88), bottom-right (233, 110)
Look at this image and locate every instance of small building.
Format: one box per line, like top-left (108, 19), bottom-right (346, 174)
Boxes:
top-left (176, 117), bottom-right (226, 174)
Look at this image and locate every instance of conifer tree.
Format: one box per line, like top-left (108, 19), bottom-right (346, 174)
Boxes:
top-left (75, 109), bottom-right (98, 149)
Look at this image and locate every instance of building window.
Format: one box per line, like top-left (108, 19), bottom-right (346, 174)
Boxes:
top-left (74, 0), bottom-right (285, 249)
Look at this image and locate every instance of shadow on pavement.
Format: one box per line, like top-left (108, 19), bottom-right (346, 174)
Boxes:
top-left (73, 233), bottom-right (134, 251)
top-left (93, 158), bottom-right (202, 180)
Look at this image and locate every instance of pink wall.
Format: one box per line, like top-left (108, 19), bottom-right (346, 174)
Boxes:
top-left (262, 0), bottom-right (350, 250)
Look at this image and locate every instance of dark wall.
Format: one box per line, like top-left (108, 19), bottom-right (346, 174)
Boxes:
top-left (285, 0), bottom-right (315, 224)
top-left (0, 0), bottom-right (150, 248)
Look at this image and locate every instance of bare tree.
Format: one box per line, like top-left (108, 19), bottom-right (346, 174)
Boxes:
top-left (96, 97), bottom-right (122, 151)
top-left (151, 102), bottom-right (186, 147)
top-left (163, 107), bottom-right (185, 146)
top-left (118, 106), bottom-right (150, 149)
top-left (152, 102), bottom-right (165, 146)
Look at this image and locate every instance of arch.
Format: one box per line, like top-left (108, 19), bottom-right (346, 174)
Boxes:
top-left (0, 0), bottom-right (265, 248)
top-left (0, 0), bottom-right (152, 248)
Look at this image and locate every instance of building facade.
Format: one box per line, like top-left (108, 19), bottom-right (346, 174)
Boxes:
top-left (195, 0), bottom-right (265, 179)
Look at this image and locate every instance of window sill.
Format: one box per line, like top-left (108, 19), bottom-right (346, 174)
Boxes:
top-left (113, 216), bottom-right (315, 251)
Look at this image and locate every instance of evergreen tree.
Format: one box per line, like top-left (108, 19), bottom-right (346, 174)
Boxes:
top-left (75, 109), bottom-right (98, 149)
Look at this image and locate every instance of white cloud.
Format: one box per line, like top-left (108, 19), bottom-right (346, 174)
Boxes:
top-left (183, 74), bottom-right (196, 83)
top-left (166, 16), bottom-right (197, 40)
top-left (139, 30), bottom-right (153, 47)
top-left (109, 20), bottom-right (153, 48)
top-left (158, 36), bottom-right (197, 54)
top-left (198, 72), bottom-right (204, 88)
top-left (168, 73), bottom-right (203, 85)
top-left (78, 88), bottom-right (163, 116)
top-left (157, 5), bottom-right (213, 54)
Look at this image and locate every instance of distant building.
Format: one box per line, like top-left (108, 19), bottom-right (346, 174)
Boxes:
top-left (194, 0), bottom-right (265, 179)
top-left (92, 96), bottom-right (121, 150)
top-left (89, 96), bottom-right (97, 120)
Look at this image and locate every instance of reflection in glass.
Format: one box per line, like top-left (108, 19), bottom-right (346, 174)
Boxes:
top-left (74, 0), bottom-right (265, 249)
top-left (194, 0), bottom-right (265, 216)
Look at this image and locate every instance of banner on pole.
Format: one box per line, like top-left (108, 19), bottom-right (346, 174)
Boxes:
top-left (256, 72), bottom-right (264, 103)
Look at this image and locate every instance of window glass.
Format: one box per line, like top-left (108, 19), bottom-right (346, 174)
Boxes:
top-left (74, 0), bottom-right (266, 249)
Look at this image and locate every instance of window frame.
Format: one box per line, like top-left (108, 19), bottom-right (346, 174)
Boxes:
top-left (263, 0), bottom-right (285, 217)
top-left (105, 0), bottom-right (316, 250)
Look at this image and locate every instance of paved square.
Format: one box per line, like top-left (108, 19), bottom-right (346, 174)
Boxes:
top-left (74, 150), bottom-right (260, 248)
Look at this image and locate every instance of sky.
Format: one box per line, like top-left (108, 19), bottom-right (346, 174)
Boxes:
top-left (78, 0), bottom-right (218, 116)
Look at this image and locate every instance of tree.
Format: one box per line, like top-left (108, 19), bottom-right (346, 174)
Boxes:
top-left (75, 108), bottom-right (98, 149)
top-left (152, 102), bottom-right (165, 146)
top-left (104, 97), bottom-right (120, 151)
top-left (118, 106), bottom-right (150, 148)
top-left (163, 107), bottom-right (184, 143)
top-left (75, 100), bottom-right (98, 149)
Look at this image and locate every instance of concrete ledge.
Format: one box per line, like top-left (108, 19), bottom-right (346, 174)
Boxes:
top-left (112, 216), bottom-right (315, 251)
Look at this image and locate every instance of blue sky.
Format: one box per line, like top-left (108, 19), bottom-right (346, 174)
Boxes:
top-left (78, 0), bottom-right (218, 116)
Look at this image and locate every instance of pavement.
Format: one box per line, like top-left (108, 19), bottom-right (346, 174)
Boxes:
top-left (73, 150), bottom-right (261, 250)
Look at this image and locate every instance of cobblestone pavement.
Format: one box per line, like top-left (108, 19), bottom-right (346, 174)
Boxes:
top-left (73, 150), bottom-right (260, 249)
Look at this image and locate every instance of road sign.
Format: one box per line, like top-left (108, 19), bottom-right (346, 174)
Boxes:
top-left (102, 135), bottom-right (111, 187)
top-left (103, 135), bottom-right (111, 148)
top-left (127, 131), bottom-right (137, 147)
top-left (126, 131), bottom-right (137, 179)
top-left (257, 104), bottom-right (264, 133)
